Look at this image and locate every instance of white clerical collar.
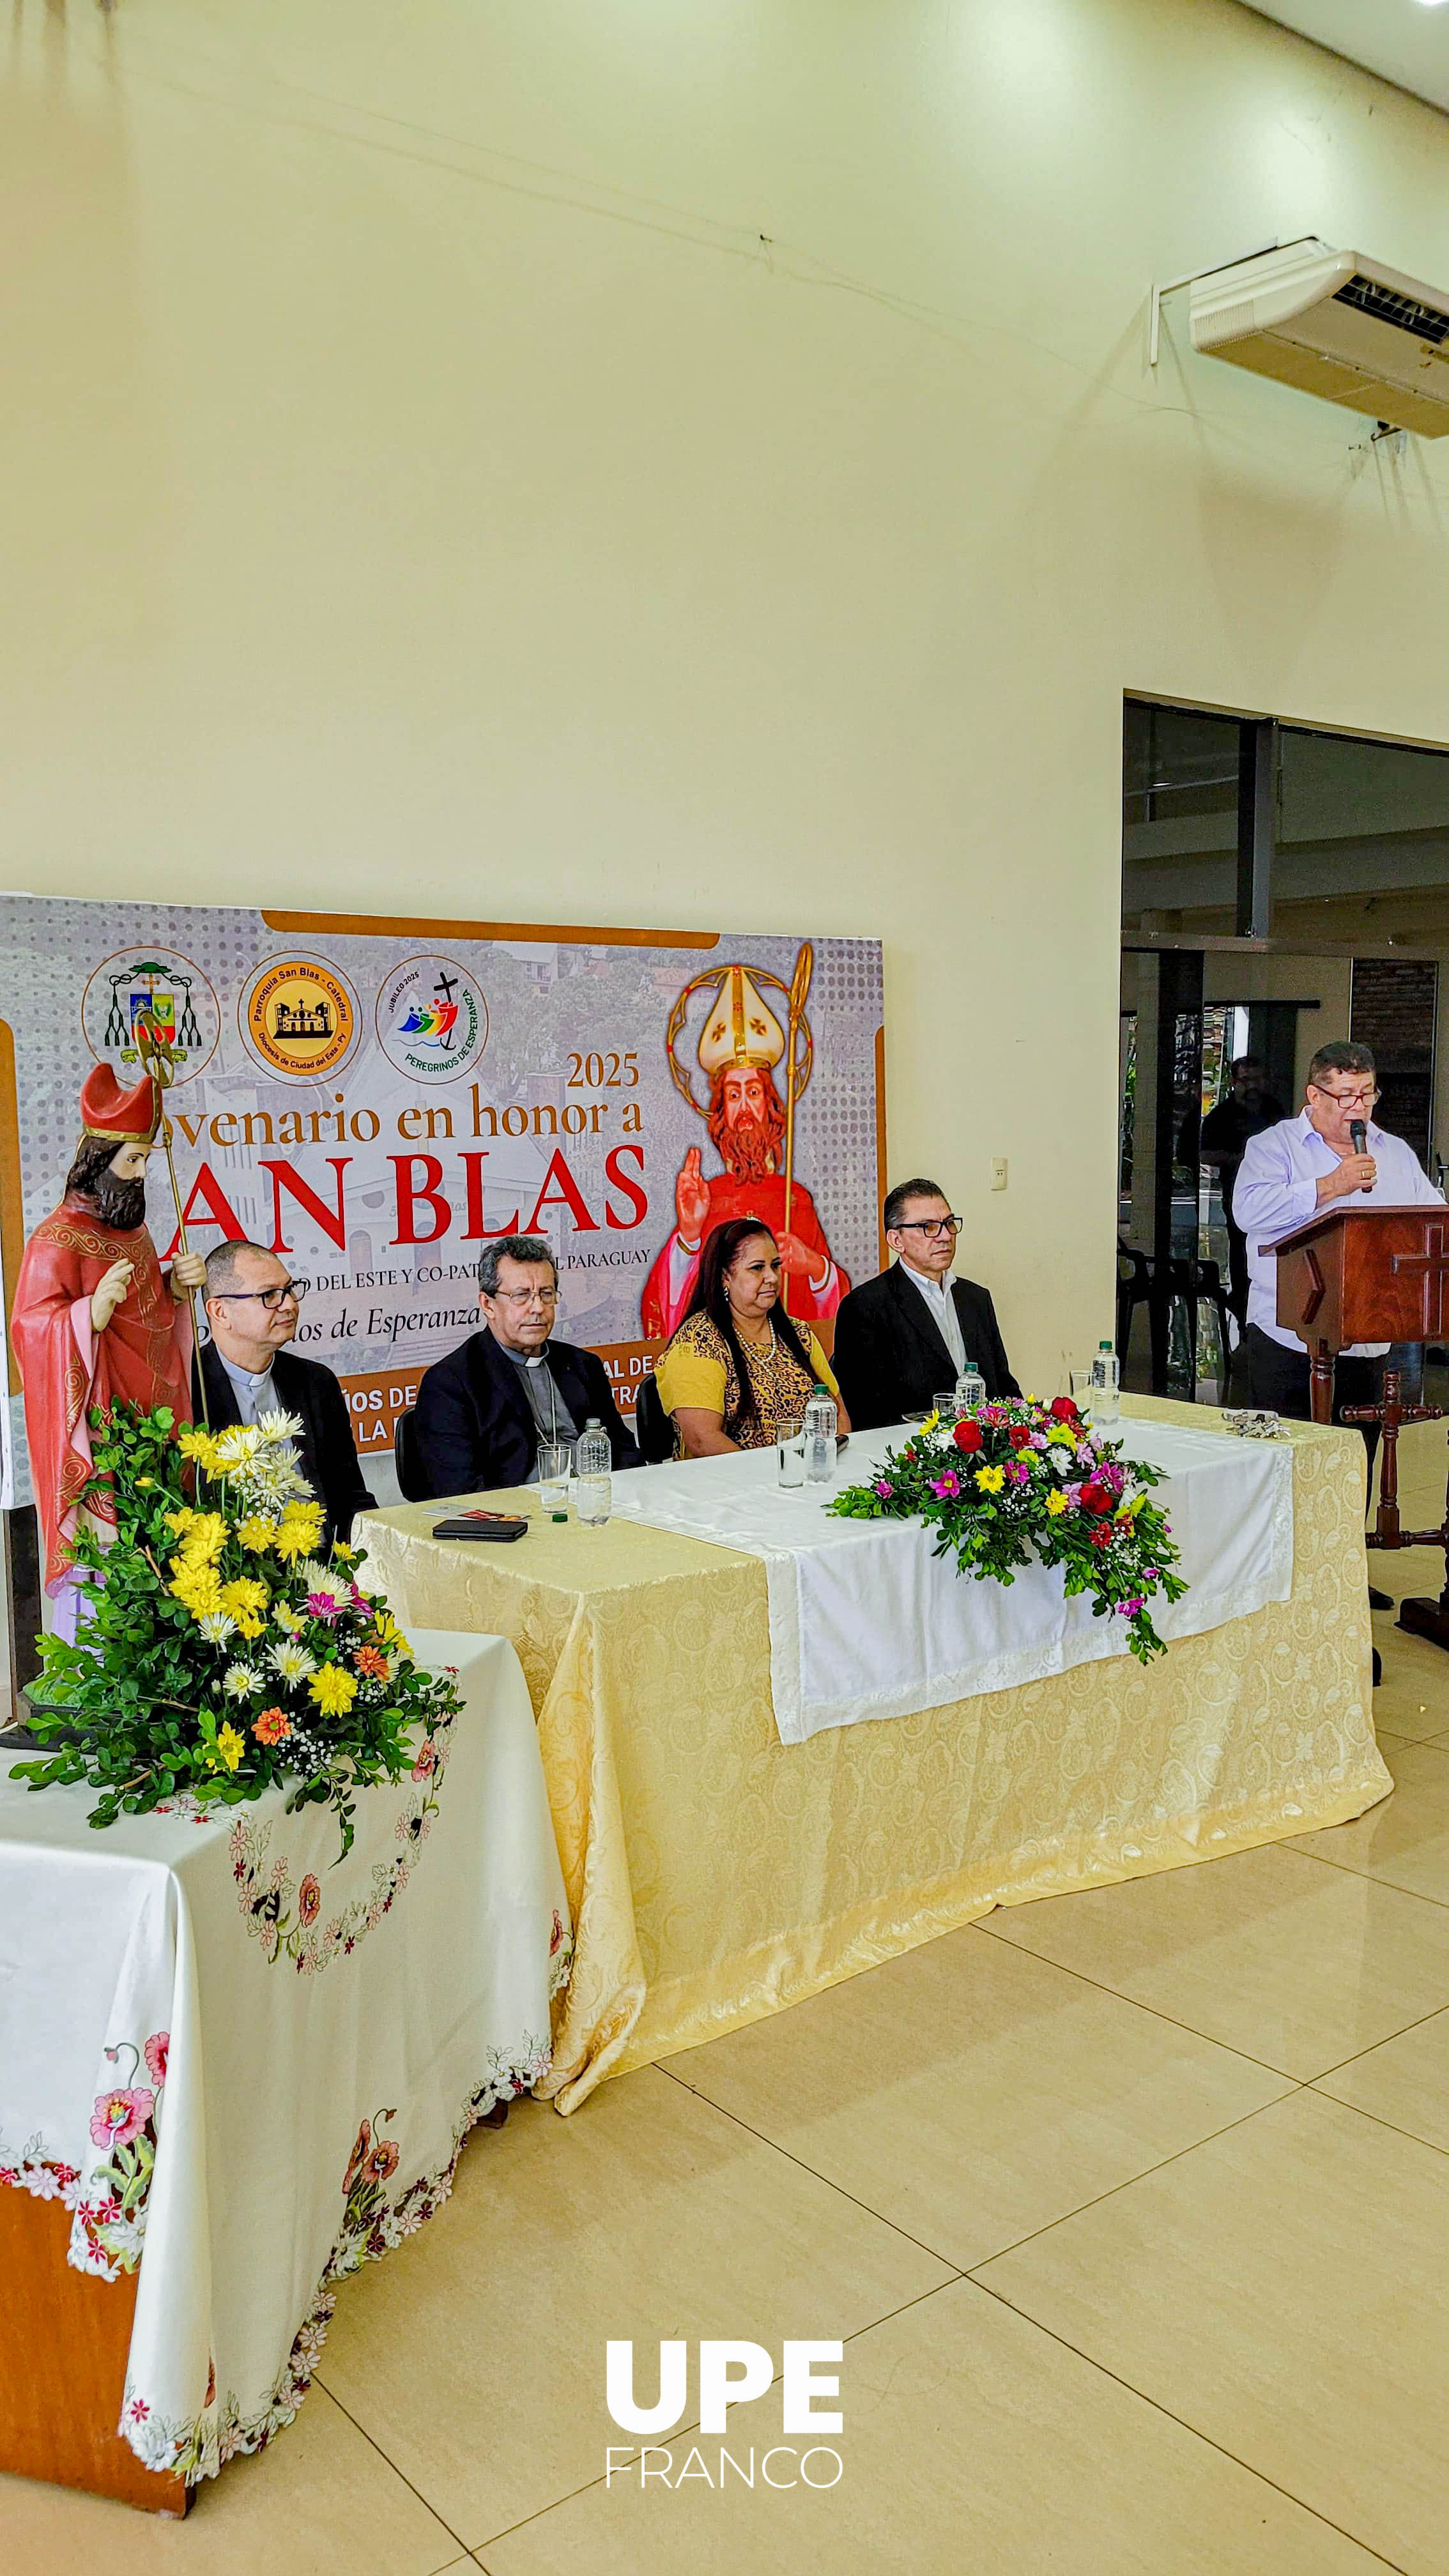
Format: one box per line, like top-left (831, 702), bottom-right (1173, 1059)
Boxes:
top-left (218, 1351), bottom-right (274, 1393)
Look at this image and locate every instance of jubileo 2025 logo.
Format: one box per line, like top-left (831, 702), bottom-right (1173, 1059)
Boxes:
top-left (603, 2339), bottom-right (843, 2494)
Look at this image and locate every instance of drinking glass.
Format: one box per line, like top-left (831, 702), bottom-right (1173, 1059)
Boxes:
top-left (778, 1420), bottom-right (806, 1487)
top-left (1070, 1368), bottom-right (1096, 1412)
top-left (933, 1390), bottom-right (960, 1422)
top-left (536, 1441), bottom-right (572, 1514)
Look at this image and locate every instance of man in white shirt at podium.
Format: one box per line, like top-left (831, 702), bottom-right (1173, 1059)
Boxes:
top-left (1233, 1039), bottom-right (1443, 1607)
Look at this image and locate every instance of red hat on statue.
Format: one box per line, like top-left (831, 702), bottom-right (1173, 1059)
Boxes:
top-left (79, 1064), bottom-right (162, 1144)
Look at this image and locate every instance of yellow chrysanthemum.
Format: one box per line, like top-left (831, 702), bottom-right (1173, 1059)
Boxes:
top-left (309, 1663), bottom-right (358, 1717)
top-left (271, 1521), bottom-right (316, 1564)
top-left (206, 1722), bottom-right (247, 1774)
top-left (919, 1410), bottom-right (940, 1436)
top-left (220, 1576), bottom-right (268, 1616)
top-left (236, 1515), bottom-right (278, 1553)
top-left (1045, 1489), bottom-right (1069, 1517)
top-left (170, 1563), bottom-right (224, 1619)
top-left (330, 1541), bottom-right (356, 1565)
top-left (1046, 1423), bottom-right (1077, 1447)
top-left (177, 1427), bottom-right (224, 1472)
top-left (165, 1506), bottom-right (195, 1538)
top-left (177, 1511), bottom-right (227, 1564)
top-left (974, 1464), bottom-right (1005, 1494)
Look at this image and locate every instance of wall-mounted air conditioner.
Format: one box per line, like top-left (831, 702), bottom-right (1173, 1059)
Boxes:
top-left (1189, 238), bottom-right (1449, 436)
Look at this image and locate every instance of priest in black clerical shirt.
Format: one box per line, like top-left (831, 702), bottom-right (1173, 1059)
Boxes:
top-left (832, 1177), bottom-right (1020, 1432)
top-left (411, 1236), bottom-right (641, 1500)
top-left (195, 1241), bottom-right (375, 1552)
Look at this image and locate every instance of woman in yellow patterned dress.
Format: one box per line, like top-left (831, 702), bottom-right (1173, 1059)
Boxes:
top-left (655, 1218), bottom-right (849, 1458)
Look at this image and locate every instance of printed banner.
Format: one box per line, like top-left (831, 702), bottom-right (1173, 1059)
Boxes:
top-left (1, 903), bottom-right (884, 1499)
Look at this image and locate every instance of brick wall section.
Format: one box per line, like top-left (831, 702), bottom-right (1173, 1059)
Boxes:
top-left (1349, 958), bottom-right (1438, 1166)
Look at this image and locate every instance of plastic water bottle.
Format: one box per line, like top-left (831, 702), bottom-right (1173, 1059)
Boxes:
top-left (574, 1418), bottom-right (612, 1524)
top-left (804, 1386), bottom-right (837, 1483)
top-left (1090, 1338), bottom-right (1120, 1425)
top-left (955, 1356), bottom-right (986, 1413)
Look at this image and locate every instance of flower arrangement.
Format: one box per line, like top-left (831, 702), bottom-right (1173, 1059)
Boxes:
top-left (11, 1402), bottom-right (462, 1851)
top-left (828, 1396), bottom-right (1186, 1662)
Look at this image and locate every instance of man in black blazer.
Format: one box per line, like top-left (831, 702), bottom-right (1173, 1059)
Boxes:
top-left (832, 1177), bottom-right (1020, 1432)
top-left (413, 1236), bottom-right (641, 1500)
top-left (196, 1242), bottom-right (375, 1552)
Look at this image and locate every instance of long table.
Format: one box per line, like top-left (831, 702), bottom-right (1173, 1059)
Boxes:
top-left (362, 1399), bottom-right (1392, 2114)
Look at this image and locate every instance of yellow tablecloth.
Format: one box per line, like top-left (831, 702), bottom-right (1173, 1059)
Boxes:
top-left (361, 1399), bottom-right (1390, 2112)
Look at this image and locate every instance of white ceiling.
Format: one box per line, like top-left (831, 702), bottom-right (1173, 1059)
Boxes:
top-left (1245, 2), bottom-right (1449, 116)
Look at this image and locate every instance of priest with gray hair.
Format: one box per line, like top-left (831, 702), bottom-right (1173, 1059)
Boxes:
top-left (411, 1236), bottom-right (641, 1500)
top-left (195, 1239), bottom-right (375, 1549)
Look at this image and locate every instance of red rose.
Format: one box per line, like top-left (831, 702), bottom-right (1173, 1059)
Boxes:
top-left (953, 1419), bottom-right (983, 1453)
top-left (1079, 1480), bottom-right (1113, 1515)
top-left (1050, 1397), bottom-right (1079, 1422)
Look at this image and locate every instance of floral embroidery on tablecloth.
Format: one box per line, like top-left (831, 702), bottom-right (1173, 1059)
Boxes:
top-left (65, 2030), bottom-right (171, 2277)
top-left (229, 1715), bottom-right (456, 1973)
top-left (0, 2134), bottom-right (83, 2206)
top-left (117, 2034), bottom-right (554, 2482)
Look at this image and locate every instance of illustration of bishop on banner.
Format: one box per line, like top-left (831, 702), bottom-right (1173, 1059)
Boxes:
top-left (641, 952), bottom-right (848, 1340)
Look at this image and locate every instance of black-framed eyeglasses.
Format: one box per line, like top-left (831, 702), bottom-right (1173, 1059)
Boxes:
top-left (216, 1279), bottom-right (309, 1309)
top-left (896, 1216), bottom-right (961, 1238)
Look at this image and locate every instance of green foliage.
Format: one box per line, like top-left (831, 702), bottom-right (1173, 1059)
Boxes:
top-left (829, 1396), bottom-right (1186, 1664)
top-left (10, 1401), bottom-right (460, 1852)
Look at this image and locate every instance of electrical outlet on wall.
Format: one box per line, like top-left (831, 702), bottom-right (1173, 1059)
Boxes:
top-left (990, 1158), bottom-right (1008, 1191)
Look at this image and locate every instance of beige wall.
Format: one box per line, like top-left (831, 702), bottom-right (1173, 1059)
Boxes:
top-left (4, 0), bottom-right (1449, 1390)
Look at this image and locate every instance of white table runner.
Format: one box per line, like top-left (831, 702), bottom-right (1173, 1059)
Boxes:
top-left (610, 1418), bottom-right (1294, 1742)
top-left (0, 1630), bottom-right (570, 2484)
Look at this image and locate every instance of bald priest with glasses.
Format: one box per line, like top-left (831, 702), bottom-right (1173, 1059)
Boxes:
top-left (832, 1178), bottom-right (1021, 1433)
top-left (196, 1241), bottom-right (376, 1550)
top-left (412, 1235), bottom-right (641, 1501)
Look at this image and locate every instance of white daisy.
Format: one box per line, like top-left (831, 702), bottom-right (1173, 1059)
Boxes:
top-left (211, 1423), bottom-right (263, 1471)
top-left (297, 1559), bottom-right (334, 1594)
top-left (268, 1639), bottom-right (316, 1684)
top-left (223, 1662), bottom-right (262, 1699)
top-left (256, 1407), bottom-right (305, 1446)
top-left (197, 1611), bottom-right (238, 1646)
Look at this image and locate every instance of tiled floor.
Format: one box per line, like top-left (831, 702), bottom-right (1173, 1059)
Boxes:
top-left (10, 1430), bottom-right (1449, 2572)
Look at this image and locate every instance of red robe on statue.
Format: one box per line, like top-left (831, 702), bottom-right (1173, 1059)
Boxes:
top-left (10, 1197), bottom-right (194, 1594)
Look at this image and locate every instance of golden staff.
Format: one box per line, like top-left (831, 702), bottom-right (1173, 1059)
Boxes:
top-left (780, 942), bottom-right (813, 1317)
top-left (135, 1020), bottom-right (210, 1426)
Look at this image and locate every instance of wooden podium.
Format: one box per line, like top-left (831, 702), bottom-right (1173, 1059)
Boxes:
top-left (1269, 1204), bottom-right (1449, 1649)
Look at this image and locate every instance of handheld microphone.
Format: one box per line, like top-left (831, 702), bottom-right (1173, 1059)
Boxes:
top-left (1350, 1117), bottom-right (1368, 1187)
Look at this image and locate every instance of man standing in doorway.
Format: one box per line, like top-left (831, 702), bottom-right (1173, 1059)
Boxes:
top-left (1234, 1040), bottom-right (1443, 1609)
top-left (1197, 1055), bottom-right (1284, 1324)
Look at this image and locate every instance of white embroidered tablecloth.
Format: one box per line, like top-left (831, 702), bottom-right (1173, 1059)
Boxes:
top-left (0, 1629), bottom-right (570, 2483)
top-left (608, 1418), bottom-right (1294, 1742)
